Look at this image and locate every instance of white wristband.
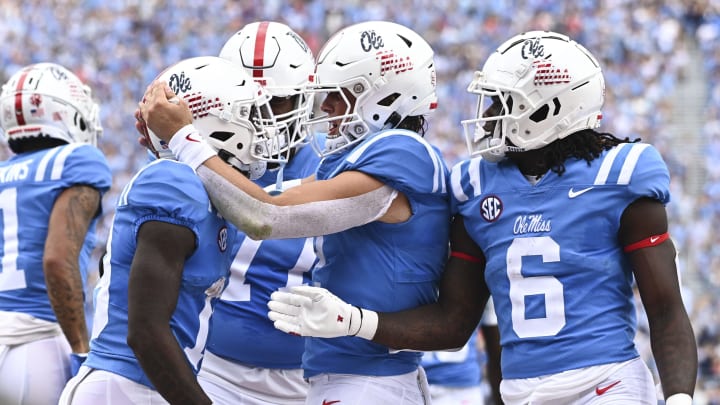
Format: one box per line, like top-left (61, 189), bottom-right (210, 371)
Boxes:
top-left (665, 393), bottom-right (692, 405)
top-left (168, 124), bottom-right (216, 170)
top-left (349, 307), bottom-right (378, 340)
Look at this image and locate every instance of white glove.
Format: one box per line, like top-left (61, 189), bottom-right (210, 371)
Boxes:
top-left (268, 285), bottom-right (377, 340)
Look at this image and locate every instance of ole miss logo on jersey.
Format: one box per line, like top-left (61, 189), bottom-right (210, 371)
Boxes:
top-left (480, 195), bottom-right (503, 222)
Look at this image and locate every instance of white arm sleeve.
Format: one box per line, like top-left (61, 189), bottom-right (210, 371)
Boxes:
top-left (197, 165), bottom-right (398, 240)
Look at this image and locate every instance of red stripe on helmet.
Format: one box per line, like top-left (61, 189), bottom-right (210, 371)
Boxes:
top-left (14, 68), bottom-right (31, 126)
top-left (252, 21), bottom-right (270, 78)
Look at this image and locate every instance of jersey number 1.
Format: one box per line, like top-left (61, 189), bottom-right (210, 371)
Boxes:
top-left (0, 188), bottom-right (27, 291)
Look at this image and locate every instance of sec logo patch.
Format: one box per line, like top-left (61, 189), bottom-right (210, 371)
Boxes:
top-left (481, 195), bottom-right (502, 222)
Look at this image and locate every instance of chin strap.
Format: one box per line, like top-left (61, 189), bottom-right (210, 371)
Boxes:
top-left (269, 160), bottom-right (287, 195)
top-left (479, 137), bottom-right (506, 162)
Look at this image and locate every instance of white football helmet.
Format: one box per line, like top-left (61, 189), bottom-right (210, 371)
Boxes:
top-left (219, 21), bottom-right (314, 152)
top-left (0, 63), bottom-right (102, 149)
top-left (304, 20), bottom-right (438, 155)
top-left (142, 56), bottom-right (281, 179)
top-left (461, 31), bottom-right (605, 162)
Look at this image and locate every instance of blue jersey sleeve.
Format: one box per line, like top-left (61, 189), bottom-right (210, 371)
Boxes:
top-left (120, 160), bottom-right (213, 242)
top-left (449, 157), bottom-right (484, 215)
top-left (626, 144), bottom-right (670, 204)
top-left (343, 130), bottom-right (448, 195)
top-left (58, 143), bottom-right (112, 193)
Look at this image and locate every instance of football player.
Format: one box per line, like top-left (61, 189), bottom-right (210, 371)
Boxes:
top-left (0, 62), bottom-right (111, 404)
top-left (59, 56), bottom-right (275, 405)
top-left (197, 21), bottom-right (320, 405)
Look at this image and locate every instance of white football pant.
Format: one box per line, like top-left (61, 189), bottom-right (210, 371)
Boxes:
top-left (198, 351), bottom-right (308, 405)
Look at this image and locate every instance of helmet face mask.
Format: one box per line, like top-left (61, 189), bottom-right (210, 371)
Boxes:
top-left (304, 84), bottom-right (367, 155)
top-left (0, 63), bottom-right (102, 149)
top-left (461, 31), bottom-right (605, 161)
top-left (219, 21), bottom-right (314, 156)
top-left (145, 56), bottom-right (285, 179)
top-left (302, 21), bottom-right (438, 156)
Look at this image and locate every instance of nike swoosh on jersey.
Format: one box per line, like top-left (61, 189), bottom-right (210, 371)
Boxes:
top-left (595, 380), bottom-right (621, 395)
top-left (322, 400), bottom-right (341, 405)
top-left (568, 186), bottom-right (594, 198)
top-left (185, 133), bottom-right (201, 142)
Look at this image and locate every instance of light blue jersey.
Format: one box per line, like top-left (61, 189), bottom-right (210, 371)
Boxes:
top-left (305, 129), bottom-right (451, 378)
top-left (423, 298), bottom-right (497, 387)
top-left (0, 143), bottom-right (111, 321)
top-left (206, 142), bottom-right (320, 368)
top-left (450, 143), bottom-right (670, 379)
top-left (422, 332), bottom-right (482, 387)
top-left (84, 158), bottom-right (236, 388)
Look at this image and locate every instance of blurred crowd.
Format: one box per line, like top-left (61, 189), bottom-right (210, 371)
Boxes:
top-left (0, 0), bottom-right (718, 401)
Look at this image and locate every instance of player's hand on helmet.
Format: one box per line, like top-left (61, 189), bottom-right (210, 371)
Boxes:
top-left (268, 286), bottom-right (377, 339)
top-left (138, 81), bottom-right (192, 143)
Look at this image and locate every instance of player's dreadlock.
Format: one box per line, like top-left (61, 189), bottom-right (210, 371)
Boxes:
top-left (382, 92), bottom-right (429, 136)
top-left (542, 128), bottom-right (640, 176)
top-left (9, 135), bottom-right (67, 154)
top-left (397, 115), bottom-right (428, 136)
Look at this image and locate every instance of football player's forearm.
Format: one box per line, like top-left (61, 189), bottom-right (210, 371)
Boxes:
top-left (198, 165), bottom-right (395, 240)
top-left (44, 185), bottom-right (99, 352)
top-left (374, 260), bottom-right (487, 350)
top-left (649, 308), bottom-right (697, 398)
top-left (373, 305), bottom-right (479, 350)
top-left (44, 262), bottom-right (89, 352)
top-left (129, 327), bottom-right (211, 405)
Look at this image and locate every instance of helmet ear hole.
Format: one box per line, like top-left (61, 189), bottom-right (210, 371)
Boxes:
top-left (377, 92), bottom-right (400, 107)
top-left (504, 94), bottom-right (514, 114)
top-left (73, 112), bottom-right (87, 131)
top-left (377, 93), bottom-right (401, 127)
top-left (208, 131), bottom-right (233, 141)
top-left (530, 104), bottom-right (549, 123)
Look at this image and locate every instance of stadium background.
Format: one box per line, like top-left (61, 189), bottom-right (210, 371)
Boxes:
top-left (0, 0), bottom-right (718, 402)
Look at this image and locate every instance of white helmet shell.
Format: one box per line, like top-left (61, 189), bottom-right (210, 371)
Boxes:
top-left (461, 31), bottom-right (605, 160)
top-left (144, 56), bottom-right (282, 178)
top-left (219, 21), bottom-right (315, 151)
top-left (304, 20), bottom-right (438, 155)
top-left (0, 63), bottom-right (102, 148)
